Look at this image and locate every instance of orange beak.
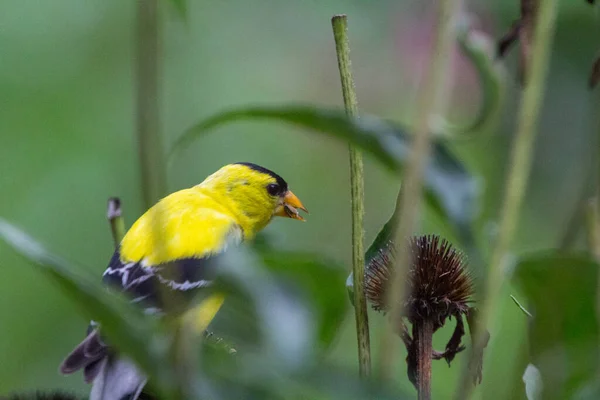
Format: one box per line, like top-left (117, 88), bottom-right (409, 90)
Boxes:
top-left (275, 190), bottom-right (308, 221)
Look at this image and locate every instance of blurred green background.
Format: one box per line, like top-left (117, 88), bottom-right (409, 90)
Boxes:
top-left (0, 0), bottom-right (598, 398)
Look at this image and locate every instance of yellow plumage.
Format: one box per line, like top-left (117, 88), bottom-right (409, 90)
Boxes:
top-left (120, 163), bottom-right (303, 265)
top-left (120, 188), bottom-right (240, 266)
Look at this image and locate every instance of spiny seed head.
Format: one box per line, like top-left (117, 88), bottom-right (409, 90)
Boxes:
top-left (365, 234), bottom-right (474, 326)
top-left (364, 245), bottom-right (394, 312)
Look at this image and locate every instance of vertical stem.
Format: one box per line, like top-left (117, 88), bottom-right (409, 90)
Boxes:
top-left (584, 198), bottom-right (600, 322)
top-left (457, 0), bottom-right (558, 397)
top-left (107, 197), bottom-right (126, 247)
top-left (379, 0), bottom-right (462, 379)
top-left (136, 0), bottom-right (167, 208)
top-left (415, 319), bottom-right (434, 400)
top-left (586, 198), bottom-right (600, 261)
top-left (331, 14), bottom-right (371, 378)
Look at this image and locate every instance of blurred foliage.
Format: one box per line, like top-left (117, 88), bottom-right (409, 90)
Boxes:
top-left (0, 216), bottom-right (410, 399)
top-left (513, 253), bottom-right (600, 400)
top-left (167, 0), bottom-right (187, 19)
top-left (1, 0), bottom-right (600, 399)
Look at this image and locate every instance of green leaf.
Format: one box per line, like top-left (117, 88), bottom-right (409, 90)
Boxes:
top-left (170, 105), bottom-right (477, 241)
top-left (365, 192), bottom-right (401, 266)
top-left (259, 250), bottom-right (347, 348)
top-left (510, 294), bottom-right (533, 318)
top-left (433, 20), bottom-right (505, 139)
top-left (170, 106), bottom-right (406, 171)
top-left (0, 218), bottom-right (180, 398)
top-left (513, 252), bottom-right (600, 400)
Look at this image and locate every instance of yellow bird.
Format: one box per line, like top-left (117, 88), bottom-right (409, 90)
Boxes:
top-left (59, 162), bottom-right (307, 400)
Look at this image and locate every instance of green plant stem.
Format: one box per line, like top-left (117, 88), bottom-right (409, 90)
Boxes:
top-left (331, 14), bottom-right (371, 378)
top-left (457, 0), bottom-right (558, 397)
top-left (379, 0), bottom-right (462, 380)
top-left (136, 0), bottom-right (167, 208)
top-left (107, 197), bottom-right (126, 247)
top-left (136, 0), bottom-right (169, 309)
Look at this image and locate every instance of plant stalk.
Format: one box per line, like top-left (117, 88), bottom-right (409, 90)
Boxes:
top-left (415, 319), bottom-right (434, 400)
top-left (136, 0), bottom-right (167, 208)
top-left (379, 0), bottom-right (462, 379)
top-left (456, 0), bottom-right (558, 397)
top-left (586, 198), bottom-right (600, 260)
top-left (136, 0), bottom-right (169, 303)
top-left (107, 197), bottom-right (126, 247)
top-left (331, 14), bottom-right (371, 378)
top-left (584, 198), bottom-right (600, 324)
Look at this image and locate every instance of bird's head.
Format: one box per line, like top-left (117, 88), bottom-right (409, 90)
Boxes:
top-left (198, 162), bottom-right (307, 236)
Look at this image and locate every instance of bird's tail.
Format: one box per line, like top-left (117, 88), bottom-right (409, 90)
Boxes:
top-left (59, 328), bottom-right (107, 383)
top-left (60, 329), bottom-right (147, 400)
top-left (58, 293), bottom-right (225, 400)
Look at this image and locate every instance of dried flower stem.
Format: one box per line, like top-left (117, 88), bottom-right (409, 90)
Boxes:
top-left (415, 319), bottom-right (434, 400)
top-left (331, 14), bottom-right (371, 378)
top-left (379, 0), bottom-right (462, 379)
top-left (457, 0), bottom-right (558, 397)
top-left (136, 0), bottom-right (167, 208)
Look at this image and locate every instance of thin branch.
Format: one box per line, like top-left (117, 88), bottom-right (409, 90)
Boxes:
top-left (331, 14), bottom-right (371, 378)
top-left (415, 319), bottom-right (434, 400)
top-left (379, 0), bottom-right (463, 379)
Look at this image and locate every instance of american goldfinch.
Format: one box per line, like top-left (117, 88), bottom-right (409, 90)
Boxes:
top-left (59, 162), bottom-right (307, 400)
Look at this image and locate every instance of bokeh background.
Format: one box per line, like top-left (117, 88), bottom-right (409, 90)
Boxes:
top-left (1, 0), bottom-right (598, 398)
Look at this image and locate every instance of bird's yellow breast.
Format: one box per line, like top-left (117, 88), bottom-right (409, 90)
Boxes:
top-left (119, 188), bottom-right (242, 266)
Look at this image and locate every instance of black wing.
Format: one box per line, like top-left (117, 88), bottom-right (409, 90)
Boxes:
top-left (60, 249), bottom-right (219, 381)
top-left (102, 249), bottom-right (220, 312)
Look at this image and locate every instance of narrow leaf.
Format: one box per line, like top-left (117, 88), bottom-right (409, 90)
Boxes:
top-left (0, 218), bottom-right (178, 397)
top-left (510, 294), bottom-right (533, 318)
top-left (434, 22), bottom-right (505, 138)
top-left (170, 105), bottom-right (477, 243)
top-left (170, 106), bottom-right (407, 171)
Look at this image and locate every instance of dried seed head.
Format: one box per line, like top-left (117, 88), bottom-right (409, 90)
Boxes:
top-left (406, 235), bottom-right (473, 325)
top-left (364, 245), bottom-right (394, 312)
top-left (364, 234), bottom-right (474, 326)
top-left (365, 234), bottom-right (485, 388)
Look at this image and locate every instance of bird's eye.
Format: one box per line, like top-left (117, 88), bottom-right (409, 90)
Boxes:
top-left (266, 183), bottom-right (280, 196)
